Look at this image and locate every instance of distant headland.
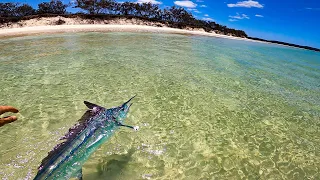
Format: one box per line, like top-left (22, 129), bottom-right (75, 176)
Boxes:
top-left (0, 0), bottom-right (319, 52)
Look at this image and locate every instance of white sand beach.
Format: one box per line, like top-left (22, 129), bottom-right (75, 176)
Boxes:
top-left (0, 16), bottom-right (262, 43)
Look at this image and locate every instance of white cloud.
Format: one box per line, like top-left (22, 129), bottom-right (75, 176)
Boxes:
top-left (174, 1), bottom-right (197, 8)
top-left (227, 0), bottom-right (263, 8)
top-left (229, 19), bottom-right (238, 22)
top-left (255, 14), bottom-right (263, 17)
top-left (196, 0), bottom-right (204, 2)
top-left (229, 13), bottom-right (250, 20)
top-left (187, 8), bottom-right (201, 13)
top-left (203, 17), bottom-right (214, 21)
top-left (200, 5), bottom-right (207, 7)
top-left (193, 9), bottom-right (201, 13)
top-left (305, 7), bottom-right (320, 10)
top-left (242, 14), bottom-right (249, 19)
top-left (137, 0), bottom-right (162, 4)
top-left (204, 14), bottom-right (209, 17)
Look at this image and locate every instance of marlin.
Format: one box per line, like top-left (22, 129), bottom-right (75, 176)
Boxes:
top-left (34, 96), bottom-right (138, 180)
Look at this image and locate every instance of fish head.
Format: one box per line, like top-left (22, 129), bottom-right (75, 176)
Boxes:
top-left (112, 95), bottom-right (136, 122)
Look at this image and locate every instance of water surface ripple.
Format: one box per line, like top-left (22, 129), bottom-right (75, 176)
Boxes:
top-left (0, 32), bottom-right (319, 179)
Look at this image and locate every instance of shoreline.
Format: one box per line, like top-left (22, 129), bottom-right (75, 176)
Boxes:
top-left (0, 15), bottom-right (261, 43)
top-left (0, 24), bottom-right (264, 43)
top-left (0, 16), bottom-right (318, 52)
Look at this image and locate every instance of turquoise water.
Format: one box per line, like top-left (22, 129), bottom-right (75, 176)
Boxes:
top-left (0, 32), bottom-right (319, 179)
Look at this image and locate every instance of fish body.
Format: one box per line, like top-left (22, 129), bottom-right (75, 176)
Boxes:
top-left (34, 97), bottom-right (137, 180)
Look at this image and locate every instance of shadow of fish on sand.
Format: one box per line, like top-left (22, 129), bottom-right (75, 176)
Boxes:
top-left (84, 148), bottom-right (136, 180)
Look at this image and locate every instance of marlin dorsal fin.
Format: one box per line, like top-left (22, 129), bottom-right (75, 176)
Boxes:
top-left (83, 101), bottom-right (104, 109)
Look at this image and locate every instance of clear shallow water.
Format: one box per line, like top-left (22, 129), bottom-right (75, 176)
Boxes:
top-left (0, 32), bottom-right (319, 179)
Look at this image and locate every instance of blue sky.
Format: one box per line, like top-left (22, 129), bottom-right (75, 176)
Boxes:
top-left (148, 0), bottom-right (320, 48)
top-left (3, 0), bottom-right (320, 48)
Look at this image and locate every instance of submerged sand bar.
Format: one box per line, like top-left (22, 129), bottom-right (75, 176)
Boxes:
top-left (0, 24), bottom-right (262, 43)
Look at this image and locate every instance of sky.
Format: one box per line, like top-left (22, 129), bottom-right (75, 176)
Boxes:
top-left (3, 0), bottom-right (320, 48)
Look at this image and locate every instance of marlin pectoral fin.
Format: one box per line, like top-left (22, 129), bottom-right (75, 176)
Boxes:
top-left (119, 123), bottom-right (134, 129)
top-left (112, 115), bottom-right (139, 131)
top-left (117, 122), bottom-right (139, 131)
top-left (84, 101), bottom-right (104, 109)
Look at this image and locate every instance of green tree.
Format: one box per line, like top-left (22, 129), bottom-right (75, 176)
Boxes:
top-left (38, 0), bottom-right (68, 14)
top-left (99, 0), bottom-right (117, 14)
top-left (16, 4), bottom-right (35, 17)
top-left (0, 2), bottom-right (18, 17)
top-left (165, 6), bottom-right (194, 23)
top-left (75, 0), bottom-right (115, 14)
top-left (138, 3), bottom-right (161, 19)
top-left (118, 2), bottom-right (135, 16)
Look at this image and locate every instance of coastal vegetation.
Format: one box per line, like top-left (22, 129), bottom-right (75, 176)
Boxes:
top-left (0, 0), bottom-right (247, 37)
top-left (0, 0), bottom-right (319, 51)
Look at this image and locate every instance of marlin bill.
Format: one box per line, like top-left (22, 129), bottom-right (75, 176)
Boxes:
top-left (34, 96), bottom-right (139, 180)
